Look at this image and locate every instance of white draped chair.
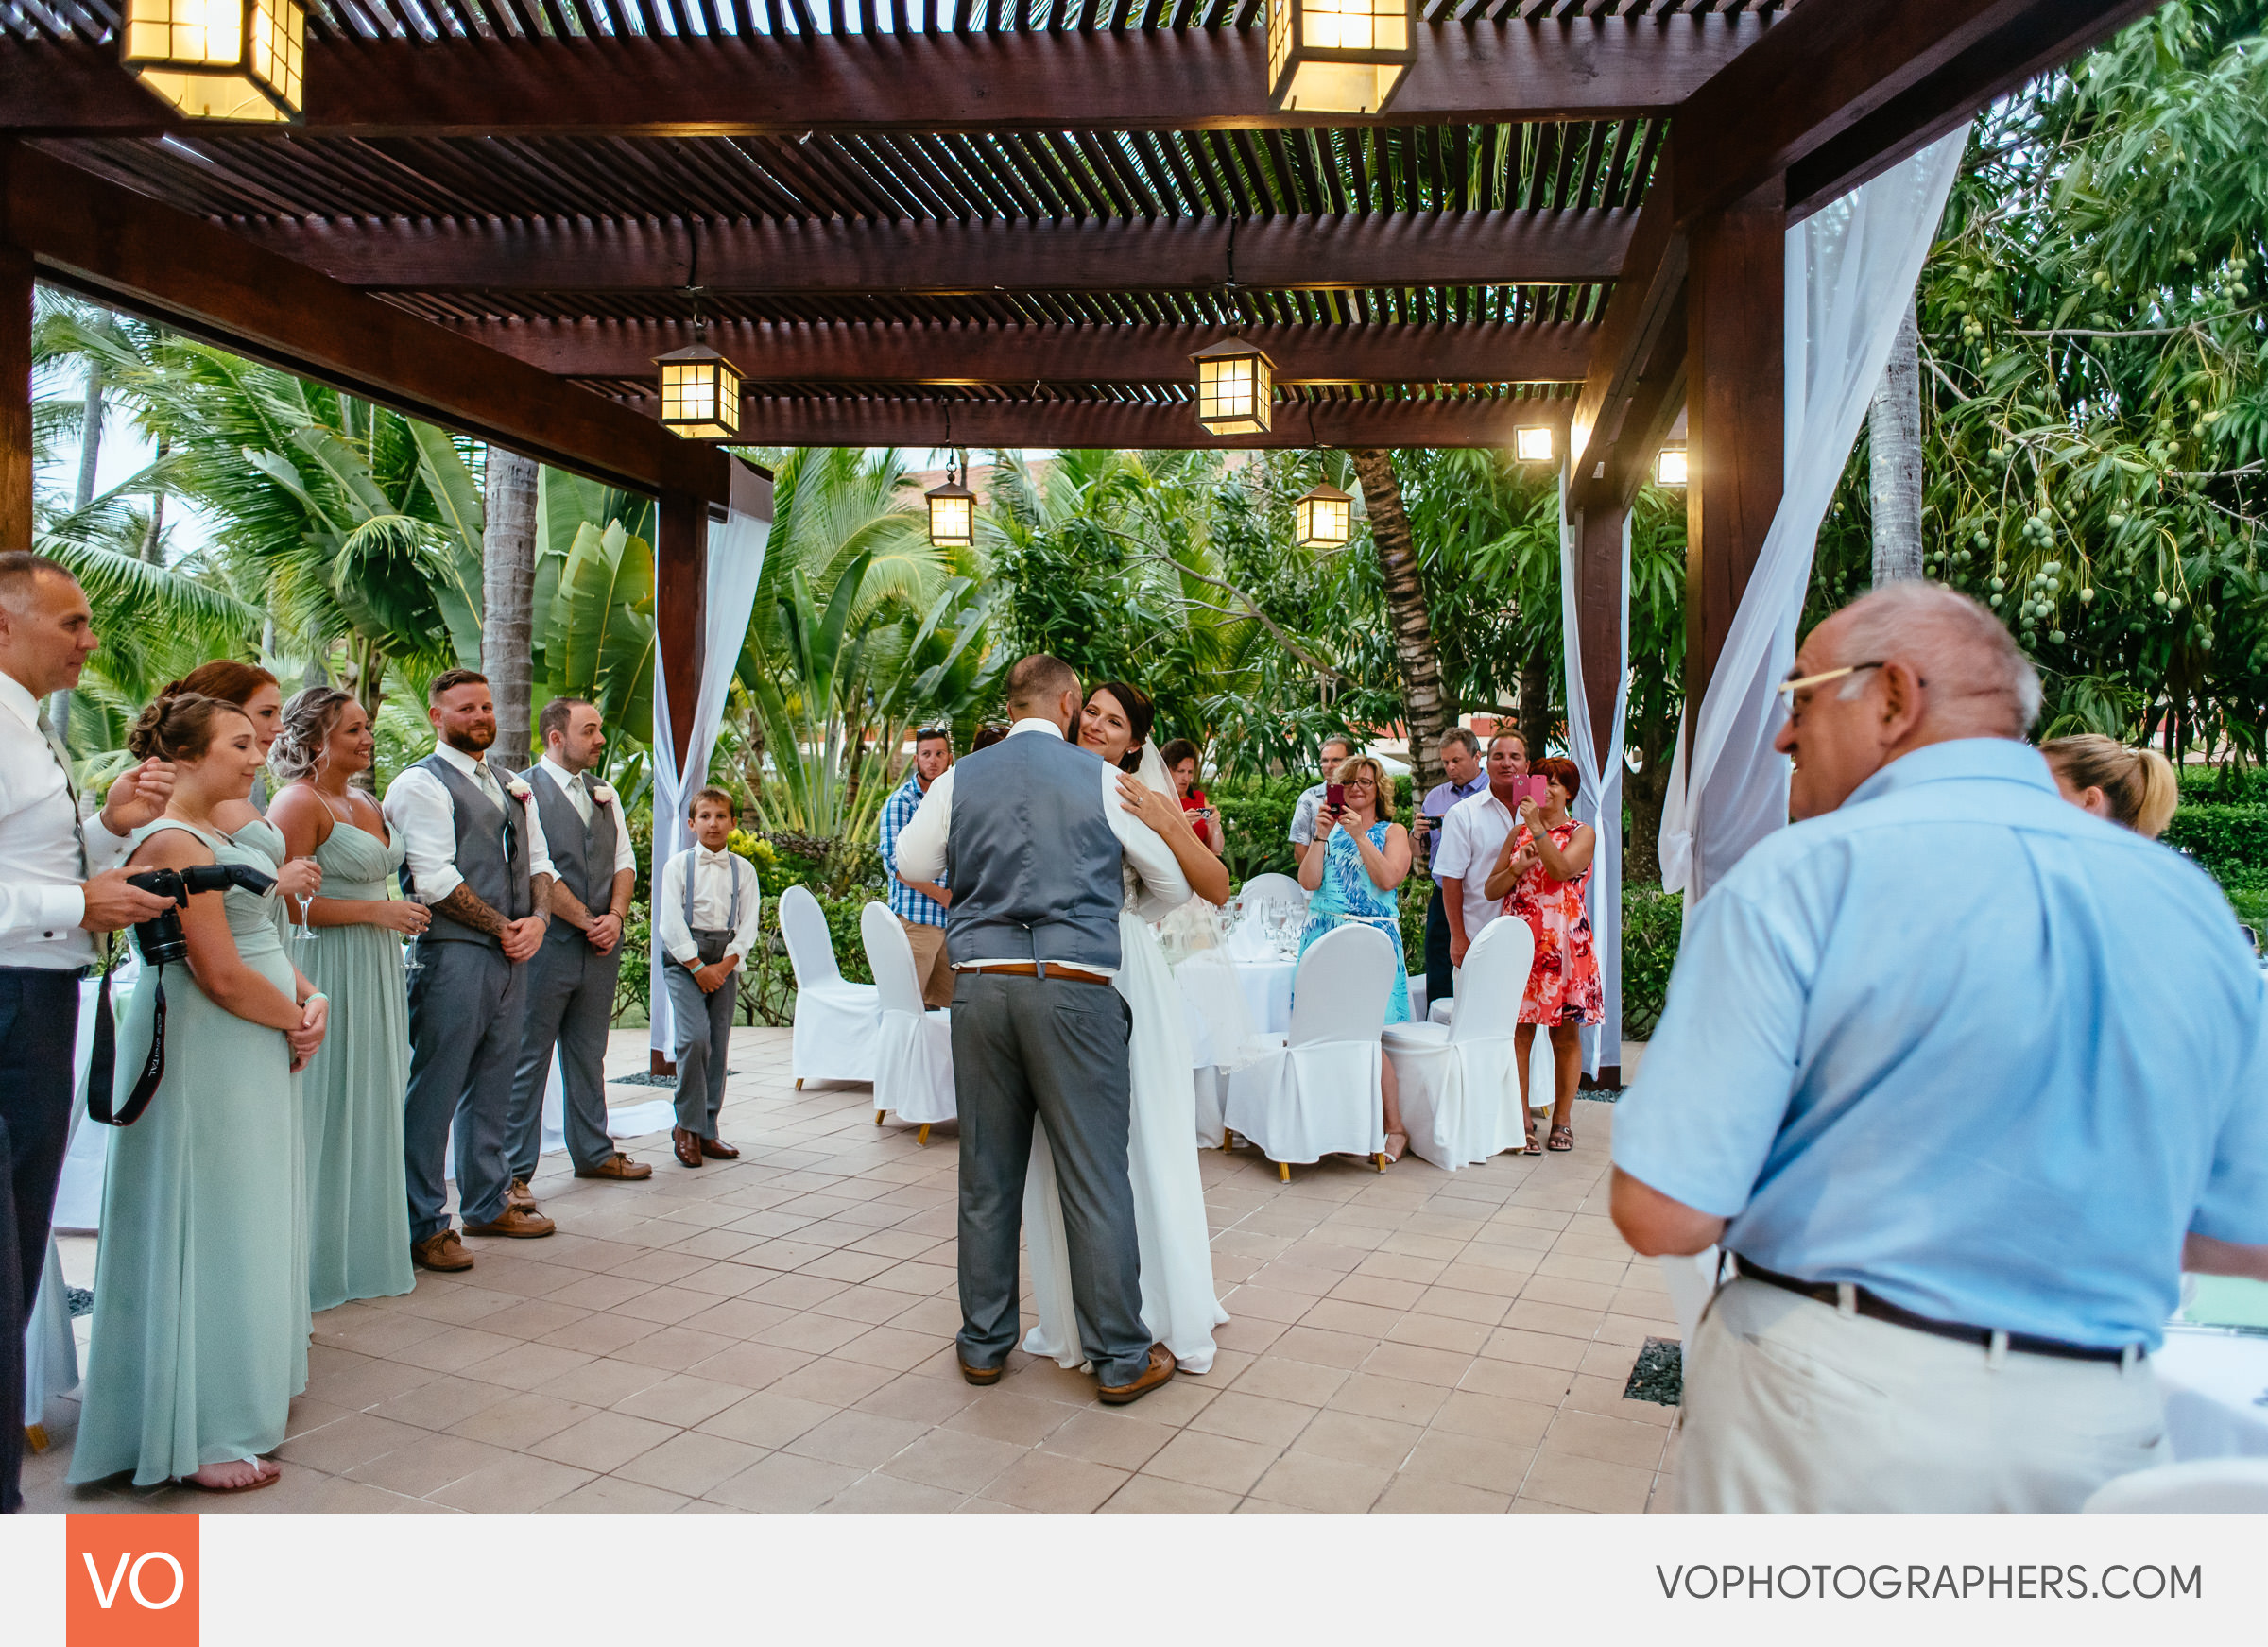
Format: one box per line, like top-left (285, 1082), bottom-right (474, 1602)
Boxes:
top-left (858, 903), bottom-right (955, 1142)
top-left (1223, 923), bottom-right (1395, 1180)
top-left (780, 884), bottom-right (879, 1088)
top-left (1381, 915), bottom-right (1536, 1170)
top-left (1236, 871), bottom-right (1309, 912)
top-left (2083, 1459), bottom-right (2268, 1513)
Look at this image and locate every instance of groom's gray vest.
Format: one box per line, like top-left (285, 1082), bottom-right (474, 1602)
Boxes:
top-left (404, 752), bottom-right (533, 947)
top-left (943, 730), bottom-right (1124, 971)
top-left (524, 763), bottom-right (618, 953)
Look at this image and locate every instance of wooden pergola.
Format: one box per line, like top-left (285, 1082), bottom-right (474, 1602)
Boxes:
top-left (0, 0), bottom-right (2154, 779)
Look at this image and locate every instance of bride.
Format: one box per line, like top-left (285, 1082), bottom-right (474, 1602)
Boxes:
top-left (1022, 681), bottom-right (1231, 1375)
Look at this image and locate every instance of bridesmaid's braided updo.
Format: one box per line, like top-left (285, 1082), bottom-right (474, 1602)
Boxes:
top-left (269, 687), bottom-right (358, 784)
top-left (126, 693), bottom-right (249, 763)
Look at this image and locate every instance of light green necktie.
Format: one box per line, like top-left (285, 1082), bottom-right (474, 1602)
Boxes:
top-left (36, 699), bottom-right (89, 878)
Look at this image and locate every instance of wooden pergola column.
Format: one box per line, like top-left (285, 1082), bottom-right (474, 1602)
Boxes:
top-left (0, 145), bottom-right (28, 554)
top-left (1681, 179), bottom-right (1787, 898)
top-left (656, 490), bottom-right (708, 780)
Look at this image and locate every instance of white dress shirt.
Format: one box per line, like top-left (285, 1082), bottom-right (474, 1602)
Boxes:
top-left (536, 755), bottom-right (636, 877)
top-left (656, 845), bottom-right (762, 967)
top-left (1428, 787), bottom-right (1519, 947)
top-left (381, 739), bottom-right (552, 908)
top-left (0, 670), bottom-right (134, 969)
top-left (894, 716), bottom-right (1192, 976)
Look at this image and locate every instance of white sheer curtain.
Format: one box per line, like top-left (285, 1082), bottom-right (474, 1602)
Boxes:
top-left (1555, 472), bottom-right (1631, 1076)
top-left (649, 459), bottom-right (772, 1058)
top-left (1658, 132), bottom-right (1966, 901)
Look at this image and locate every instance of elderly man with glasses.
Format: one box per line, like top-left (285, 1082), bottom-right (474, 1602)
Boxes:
top-left (880, 726), bottom-right (957, 1009)
top-left (1610, 581), bottom-right (2268, 1512)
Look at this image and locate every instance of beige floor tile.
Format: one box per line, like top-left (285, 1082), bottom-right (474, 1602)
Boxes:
top-left (446, 1393), bottom-right (596, 1450)
top-left (528, 1410), bottom-right (680, 1473)
top-left (1399, 1431), bottom-right (1538, 1495)
top-left (367, 1374), bottom-right (517, 1433)
top-left (1288, 1409), bottom-right (1422, 1470)
top-left (1325, 1273), bottom-right (1426, 1312)
top-left (541, 1476), bottom-right (692, 1513)
top-left (676, 1297), bottom-right (798, 1341)
top-left (532, 1356), bottom-right (670, 1408)
top-left (272, 1412), bottom-right (428, 1475)
top-left (697, 1391), bottom-right (838, 1450)
top-left (1297, 1297), bottom-right (1404, 1338)
top-left (345, 1431), bottom-right (515, 1497)
top-left (1519, 1450), bottom-right (1654, 1513)
top-left (1542, 1408), bottom-right (1670, 1470)
top-left (984, 1450), bottom-right (1129, 1513)
top-left (705, 1450), bottom-right (863, 1512)
top-left (535, 1312), bottom-right (663, 1359)
top-left (1432, 1389), bottom-right (1557, 1448)
top-left (820, 1472), bottom-right (966, 1513)
top-left (946, 1390), bottom-right (1080, 1447)
top-left (1383, 1312), bottom-right (1492, 1355)
top-left (1520, 1275), bottom-right (1621, 1312)
top-left (1374, 1473), bottom-right (1512, 1513)
top-left (458, 1342), bottom-right (599, 1390)
top-left (1187, 1391), bottom-right (1316, 1450)
top-left (1247, 1451), bottom-right (1392, 1513)
top-left (1040, 1409), bottom-right (1177, 1471)
top-left (1325, 1372), bottom-right (1449, 1427)
top-left (1141, 1430), bottom-right (1280, 1496)
top-left (1097, 1474), bottom-right (1243, 1513)
top-left (1480, 1327), bottom-right (1593, 1370)
top-left (783, 1409), bottom-right (928, 1469)
top-left (1359, 1341), bottom-right (1474, 1388)
top-left (765, 1355), bottom-right (899, 1408)
top-left (427, 1453), bottom-right (595, 1513)
top-left (612, 1430), bottom-right (769, 1497)
top-left (881, 1427), bottom-right (1026, 1494)
top-left (479, 1298), bottom-right (594, 1342)
top-left (1266, 1326), bottom-right (1379, 1369)
top-left (1228, 1356), bottom-right (1348, 1408)
top-left (686, 1340), bottom-right (816, 1393)
top-left (612, 1373), bottom-right (748, 1429)
top-left (1218, 1286), bottom-right (1313, 1325)
top-left (1458, 1356), bottom-right (1576, 1406)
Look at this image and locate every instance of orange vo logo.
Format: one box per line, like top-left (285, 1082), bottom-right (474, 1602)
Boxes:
top-left (67, 1516), bottom-right (198, 1647)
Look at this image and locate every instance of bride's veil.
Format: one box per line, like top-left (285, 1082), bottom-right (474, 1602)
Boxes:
top-left (1133, 739), bottom-right (1177, 799)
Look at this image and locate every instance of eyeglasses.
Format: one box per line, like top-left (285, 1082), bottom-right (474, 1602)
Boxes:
top-left (1775, 661), bottom-right (1886, 701)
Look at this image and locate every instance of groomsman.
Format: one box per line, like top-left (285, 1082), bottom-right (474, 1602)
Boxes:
top-left (384, 669), bottom-right (558, 1273)
top-left (504, 697), bottom-right (646, 1203)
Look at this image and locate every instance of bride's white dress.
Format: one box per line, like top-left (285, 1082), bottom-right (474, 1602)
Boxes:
top-left (1021, 752), bottom-right (1228, 1374)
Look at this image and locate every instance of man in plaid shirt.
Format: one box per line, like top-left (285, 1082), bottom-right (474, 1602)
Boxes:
top-left (879, 727), bottom-right (955, 1007)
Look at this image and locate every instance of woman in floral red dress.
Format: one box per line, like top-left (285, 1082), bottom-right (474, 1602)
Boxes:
top-left (1483, 755), bottom-right (1600, 1154)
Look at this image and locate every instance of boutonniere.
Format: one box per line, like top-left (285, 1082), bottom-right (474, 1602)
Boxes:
top-left (590, 783), bottom-right (616, 807)
top-left (506, 777), bottom-right (534, 802)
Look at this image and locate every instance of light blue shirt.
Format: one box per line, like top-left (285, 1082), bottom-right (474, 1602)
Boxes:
top-left (1613, 738), bottom-right (2268, 1350)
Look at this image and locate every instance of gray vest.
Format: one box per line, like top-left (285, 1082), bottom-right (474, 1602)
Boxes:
top-left (405, 751), bottom-right (533, 946)
top-left (525, 763), bottom-right (617, 948)
top-left (943, 730), bottom-right (1124, 970)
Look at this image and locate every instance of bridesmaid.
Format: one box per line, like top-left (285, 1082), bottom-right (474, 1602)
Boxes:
top-left (267, 687), bottom-right (422, 1312)
top-left (71, 693), bottom-right (328, 1494)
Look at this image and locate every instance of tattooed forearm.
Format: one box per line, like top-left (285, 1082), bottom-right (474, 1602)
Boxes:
top-left (431, 885), bottom-right (511, 940)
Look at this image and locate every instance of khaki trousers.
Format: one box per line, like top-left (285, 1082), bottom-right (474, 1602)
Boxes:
top-left (1679, 1277), bottom-right (2166, 1513)
top-left (901, 917), bottom-right (954, 1010)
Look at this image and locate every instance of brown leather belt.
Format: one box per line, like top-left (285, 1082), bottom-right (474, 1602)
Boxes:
top-left (961, 961), bottom-right (1112, 986)
top-left (1732, 1255), bottom-right (2140, 1365)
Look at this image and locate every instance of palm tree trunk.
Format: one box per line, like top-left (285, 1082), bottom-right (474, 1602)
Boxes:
top-left (52, 351), bottom-right (108, 746)
top-left (138, 436), bottom-right (167, 564)
top-left (1518, 654), bottom-right (1553, 770)
top-left (1348, 448), bottom-right (1448, 794)
top-left (480, 448), bottom-right (541, 773)
top-left (1869, 298), bottom-right (1924, 584)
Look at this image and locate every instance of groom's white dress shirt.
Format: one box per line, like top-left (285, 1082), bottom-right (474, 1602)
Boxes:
top-left (894, 715), bottom-right (1190, 977)
top-left (382, 739), bottom-right (554, 907)
top-left (655, 846), bottom-right (763, 968)
top-left (0, 669), bottom-right (135, 970)
top-left (535, 755), bottom-right (636, 877)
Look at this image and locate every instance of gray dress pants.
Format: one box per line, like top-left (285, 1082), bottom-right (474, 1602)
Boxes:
top-left (663, 928), bottom-right (735, 1138)
top-left (507, 934), bottom-right (624, 1178)
top-left (404, 938), bottom-right (524, 1239)
top-left (951, 969), bottom-right (1149, 1387)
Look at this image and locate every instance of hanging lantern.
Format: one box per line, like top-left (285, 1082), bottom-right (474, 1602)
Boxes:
top-left (1293, 480), bottom-right (1352, 549)
top-left (1266, 0), bottom-right (1415, 114)
top-left (926, 456), bottom-right (975, 549)
top-left (1655, 445), bottom-right (1689, 487)
top-left (121, 0), bottom-right (306, 122)
top-left (654, 343), bottom-right (743, 441)
top-left (1514, 425), bottom-right (1555, 463)
top-left (1192, 338), bottom-right (1275, 437)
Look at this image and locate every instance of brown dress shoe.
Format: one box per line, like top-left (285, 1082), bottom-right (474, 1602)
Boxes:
top-left (699, 1137), bottom-right (740, 1159)
top-left (462, 1205), bottom-right (557, 1239)
top-left (575, 1152), bottom-right (652, 1181)
top-left (507, 1177), bottom-right (538, 1209)
top-left (409, 1229), bottom-right (474, 1272)
top-left (1097, 1343), bottom-right (1177, 1406)
top-left (673, 1127), bottom-right (704, 1169)
top-left (957, 1356), bottom-right (1003, 1386)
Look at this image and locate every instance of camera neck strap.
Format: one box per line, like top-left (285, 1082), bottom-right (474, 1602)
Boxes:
top-left (87, 937), bottom-right (166, 1128)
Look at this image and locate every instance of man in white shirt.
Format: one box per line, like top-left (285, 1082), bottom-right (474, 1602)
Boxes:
top-left (382, 669), bottom-right (558, 1270)
top-left (0, 553), bottom-right (176, 1513)
top-left (1286, 735), bottom-right (1355, 871)
top-left (504, 696), bottom-right (646, 1197)
top-left (1429, 729), bottom-right (1529, 975)
top-left (655, 787), bottom-right (765, 1169)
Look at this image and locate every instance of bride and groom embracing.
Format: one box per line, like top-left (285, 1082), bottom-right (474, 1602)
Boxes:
top-left (894, 654), bottom-right (1230, 1404)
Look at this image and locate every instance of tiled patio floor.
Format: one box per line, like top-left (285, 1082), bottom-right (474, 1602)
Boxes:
top-left (28, 1026), bottom-right (1683, 1514)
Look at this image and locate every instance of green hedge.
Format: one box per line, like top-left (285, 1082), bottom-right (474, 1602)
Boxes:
top-left (1623, 883), bottom-right (1685, 1038)
top-left (2163, 803), bottom-right (2268, 874)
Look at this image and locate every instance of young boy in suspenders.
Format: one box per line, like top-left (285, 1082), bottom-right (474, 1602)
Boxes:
top-left (656, 788), bottom-right (759, 1168)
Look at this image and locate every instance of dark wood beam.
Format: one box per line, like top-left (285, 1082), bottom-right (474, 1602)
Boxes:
top-left (706, 396), bottom-right (1570, 450)
top-left (0, 148), bottom-right (29, 553)
top-left (656, 490), bottom-right (709, 778)
top-left (1677, 0), bottom-right (2159, 223)
top-left (1, 19), bottom-right (1768, 138)
top-left (242, 211), bottom-right (1634, 297)
top-left (1567, 162), bottom-right (1688, 515)
top-left (446, 318), bottom-right (1596, 387)
top-left (6, 148), bottom-right (730, 504)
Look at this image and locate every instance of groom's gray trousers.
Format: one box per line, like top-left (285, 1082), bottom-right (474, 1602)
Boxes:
top-left (951, 969), bottom-right (1150, 1388)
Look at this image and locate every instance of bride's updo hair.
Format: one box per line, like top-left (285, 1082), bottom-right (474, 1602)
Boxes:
top-left (1087, 681), bottom-right (1156, 774)
top-left (127, 692), bottom-right (249, 764)
top-left (270, 686), bottom-right (358, 784)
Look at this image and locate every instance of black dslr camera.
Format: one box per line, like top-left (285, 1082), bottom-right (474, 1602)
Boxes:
top-left (127, 862), bottom-right (277, 966)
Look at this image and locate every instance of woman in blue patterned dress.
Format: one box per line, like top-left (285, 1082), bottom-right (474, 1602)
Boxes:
top-left (1293, 754), bottom-right (1415, 1159)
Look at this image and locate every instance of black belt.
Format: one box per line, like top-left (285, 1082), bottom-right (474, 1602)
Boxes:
top-left (1730, 1255), bottom-right (2142, 1365)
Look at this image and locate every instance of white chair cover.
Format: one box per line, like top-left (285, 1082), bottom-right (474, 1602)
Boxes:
top-left (1237, 871), bottom-right (1309, 911)
top-left (2083, 1458), bottom-right (2268, 1513)
top-left (1223, 923), bottom-right (1395, 1165)
top-left (859, 902), bottom-right (954, 1125)
top-left (780, 884), bottom-right (880, 1084)
top-left (1382, 917), bottom-right (1536, 1170)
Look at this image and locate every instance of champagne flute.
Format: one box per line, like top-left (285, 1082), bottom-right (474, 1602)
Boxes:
top-left (292, 860), bottom-right (318, 943)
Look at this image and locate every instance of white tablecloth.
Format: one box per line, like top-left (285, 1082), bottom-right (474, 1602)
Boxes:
top-left (1181, 957), bottom-right (1295, 1067)
top-left (2156, 1330), bottom-right (2268, 1461)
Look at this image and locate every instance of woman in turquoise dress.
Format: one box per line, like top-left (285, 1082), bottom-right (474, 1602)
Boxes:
top-left (71, 693), bottom-right (330, 1494)
top-left (1292, 754), bottom-right (1416, 1159)
top-left (268, 687), bottom-right (421, 1312)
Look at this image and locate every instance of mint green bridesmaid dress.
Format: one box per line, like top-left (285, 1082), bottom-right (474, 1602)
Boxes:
top-left (299, 820), bottom-right (415, 1312)
top-left (71, 822), bottom-right (309, 1486)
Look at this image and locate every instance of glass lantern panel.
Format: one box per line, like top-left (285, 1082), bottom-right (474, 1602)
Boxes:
top-left (249, 0), bottom-right (305, 111)
top-left (929, 495), bottom-right (974, 547)
top-left (1280, 60), bottom-right (1402, 115)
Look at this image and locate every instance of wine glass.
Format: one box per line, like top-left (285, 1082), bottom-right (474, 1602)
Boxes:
top-left (291, 863), bottom-right (318, 944)
top-left (392, 886), bottom-right (422, 976)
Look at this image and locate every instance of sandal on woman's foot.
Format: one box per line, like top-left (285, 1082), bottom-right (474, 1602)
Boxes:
top-left (1522, 1126), bottom-right (1543, 1157)
top-left (1546, 1124), bottom-right (1574, 1153)
top-left (186, 1458), bottom-right (280, 1494)
top-left (1383, 1131), bottom-right (1407, 1164)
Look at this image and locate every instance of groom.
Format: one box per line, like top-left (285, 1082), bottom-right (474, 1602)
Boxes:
top-left (896, 655), bottom-right (1189, 1404)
